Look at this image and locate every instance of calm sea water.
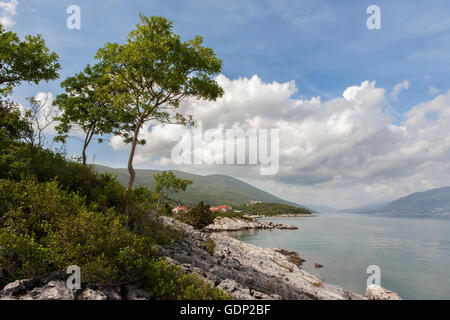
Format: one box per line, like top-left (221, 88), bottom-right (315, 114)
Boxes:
top-left (224, 213), bottom-right (450, 300)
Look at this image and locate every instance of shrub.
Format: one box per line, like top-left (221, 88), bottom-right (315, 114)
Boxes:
top-left (179, 201), bottom-right (215, 230)
top-left (143, 260), bottom-right (230, 300)
top-left (0, 178), bottom-right (85, 240)
top-left (202, 238), bottom-right (216, 256)
top-left (0, 229), bottom-right (51, 286)
top-left (46, 208), bottom-right (157, 283)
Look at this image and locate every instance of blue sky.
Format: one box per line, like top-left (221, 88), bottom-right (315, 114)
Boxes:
top-left (10, 1), bottom-right (450, 107)
top-left (4, 0), bottom-right (450, 207)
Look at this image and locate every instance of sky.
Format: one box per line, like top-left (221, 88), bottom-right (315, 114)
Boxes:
top-left (2, 0), bottom-right (450, 208)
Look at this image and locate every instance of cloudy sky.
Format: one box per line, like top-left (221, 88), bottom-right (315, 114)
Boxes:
top-left (3, 0), bottom-right (450, 208)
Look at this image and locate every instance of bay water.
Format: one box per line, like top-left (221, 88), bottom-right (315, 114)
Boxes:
top-left (225, 213), bottom-right (450, 299)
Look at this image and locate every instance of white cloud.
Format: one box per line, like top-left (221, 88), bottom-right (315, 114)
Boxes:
top-left (389, 80), bottom-right (410, 101)
top-left (109, 75), bottom-right (450, 208)
top-left (0, 0), bottom-right (18, 28)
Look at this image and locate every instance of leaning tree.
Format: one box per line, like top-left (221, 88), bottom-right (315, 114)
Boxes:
top-left (95, 15), bottom-right (224, 206)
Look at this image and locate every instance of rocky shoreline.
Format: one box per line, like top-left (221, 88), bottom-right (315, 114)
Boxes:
top-left (246, 214), bottom-right (317, 218)
top-left (204, 217), bottom-right (298, 232)
top-left (0, 216), bottom-right (401, 300)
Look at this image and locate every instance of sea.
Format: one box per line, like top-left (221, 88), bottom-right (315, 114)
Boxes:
top-left (224, 213), bottom-right (450, 300)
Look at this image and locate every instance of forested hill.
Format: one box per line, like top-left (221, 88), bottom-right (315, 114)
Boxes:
top-left (93, 164), bottom-right (307, 208)
top-left (341, 186), bottom-right (450, 217)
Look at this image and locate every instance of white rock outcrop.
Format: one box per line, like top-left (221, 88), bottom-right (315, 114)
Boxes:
top-left (204, 217), bottom-right (298, 232)
top-left (366, 285), bottom-right (402, 300)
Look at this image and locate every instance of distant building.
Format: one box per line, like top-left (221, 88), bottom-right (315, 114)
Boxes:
top-left (172, 206), bottom-right (188, 214)
top-left (250, 200), bottom-right (263, 205)
top-left (210, 205), bottom-right (233, 212)
top-left (217, 205), bottom-right (233, 212)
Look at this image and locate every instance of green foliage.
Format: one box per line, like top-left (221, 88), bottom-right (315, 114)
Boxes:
top-left (201, 238), bottom-right (216, 256)
top-left (0, 100), bottom-right (32, 142)
top-left (144, 261), bottom-right (230, 300)
top-left (212, 210), bottom-right (252, 221)
top-left (0, 24), bottom-right (60, 96)
top-left (54, 63), bottom-right (121, 165)
top-left (0, 147), bottom-right (228, 299)
top-left (0, 179), bottom-right (84, 240)
top-left (153, 171), bottom-right (192, 213)
top-left (0, 229), bottom-right (50, 281)
top-left (179, 201), bottom-right (215, 230)
top-left (236, 202), bottom-right (312, 216)
top-left (46, 208), bottom-right (156, 283)
top-left (95, 15), bottom-right (224, 194)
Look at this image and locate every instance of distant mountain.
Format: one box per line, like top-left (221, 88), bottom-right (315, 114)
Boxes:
top-left (377, 186), bottom-right (450, 216)
top-left (340, 202), bottom-right (387, 214)
top-left (304, 204), bottom-right (340, 213)
top-left (343, 186), bottom-right (450, 217)
top-left (93, 164), bottom-right (307, 208)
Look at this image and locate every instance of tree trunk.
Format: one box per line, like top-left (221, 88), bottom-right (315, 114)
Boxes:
top-left (124, 122), bottom-right (143, 214)
top-left (82, 129), bottom-right (94, 166)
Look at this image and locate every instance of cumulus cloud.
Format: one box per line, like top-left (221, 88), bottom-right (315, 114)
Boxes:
top-left (0, 0), bottom-right (18, 28)
top-left (109, 75), bottom-right (450, 207)
top-left (389, 80), bottom-right (410, 101)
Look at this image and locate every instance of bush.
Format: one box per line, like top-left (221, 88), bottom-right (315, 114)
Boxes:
top-left (0, 178), bottom-right (85, 240)
top-left (0, 143), bottom-right (126, 213)
top-left (202, 238), bottom-right (216, 256)
top-left (179, 201), bottom-right (215, 230)
top-left (46, 208), bottom-right (157, 283)
top-left (0, 135), bottom-right (230, 299)
top-left (143, 260), bottom-right (230, 300)
top-left (0, 229), bottom-right (50, 285)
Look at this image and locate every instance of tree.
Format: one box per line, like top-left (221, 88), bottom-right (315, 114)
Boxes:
top-left (54, 64), bottom-right (119, 166)
top-left (182, 201), bottom-right (214, 230)
top-left (25, 93), bottom-right (59, 148)
top-left (95, 15), bottom-right (224, 206)
top-left (0, 99), bottom-right (32, 142)
top-left (152, 171), bottom-right (192, 213)
top-left (0, 24), bottom-right (60, 97)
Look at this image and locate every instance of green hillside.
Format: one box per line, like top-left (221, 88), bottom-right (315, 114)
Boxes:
top-left (237, 202), bottom-right (312, 216)
top-left (379, 186), bottom-right (450, 215)
top-left (342, 186), bottom-right (450, 217)
top-left (93, 165), bottom-right (306, 208)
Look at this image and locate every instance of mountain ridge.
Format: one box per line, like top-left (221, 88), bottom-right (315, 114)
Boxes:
top-left (93, 164), bottom-right (309, 209)
top-left (342, 186), bottom-right (450, 217)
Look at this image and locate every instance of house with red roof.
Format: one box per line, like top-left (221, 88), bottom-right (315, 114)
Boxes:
top-left (210, 205), bottom-right (233, 212)
top-left (172, 206), bottom-right (188, 214)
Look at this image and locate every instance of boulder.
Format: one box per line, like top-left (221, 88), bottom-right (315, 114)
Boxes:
top-left (366, 285), bottom-right (402, 300)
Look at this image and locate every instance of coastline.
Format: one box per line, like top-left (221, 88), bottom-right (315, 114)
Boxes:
top-left (0, 215), bottom-right (401, 300)
top-left (247, 213), bottom-right (318, 219)
top-left (204, 216), bottom-right (299, 232)
top-left (158, 216), bottom-right (367, 300)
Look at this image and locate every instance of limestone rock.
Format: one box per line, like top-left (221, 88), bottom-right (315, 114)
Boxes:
top-left (366, 285), bottom-right (402, 300)
top-left (77, 288), bottom-right (108, 300)
top-left (124, 285), bottom-right (150, 300)
top-left (204, 217), bottom-right (298, 232)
